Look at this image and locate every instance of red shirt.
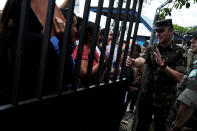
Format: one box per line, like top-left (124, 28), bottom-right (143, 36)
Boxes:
top-left (72, 45), bottom-right (100, 66)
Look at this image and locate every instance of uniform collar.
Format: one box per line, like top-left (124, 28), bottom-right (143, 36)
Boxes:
top-left (157, 41), bottom-right (175, 51)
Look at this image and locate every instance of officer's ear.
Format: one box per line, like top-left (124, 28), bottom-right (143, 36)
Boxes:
top-left (88, 32), bottom-right (92, 41)
top-left (169, 28), bottom-right (174, 35)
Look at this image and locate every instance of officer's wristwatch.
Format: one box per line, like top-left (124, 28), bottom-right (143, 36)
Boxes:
top-left (161, 63), bottom-right (167, 69)
top-left (171, 122), bottom-right (183, 131)
top-left (171, 126), bottom-right (182, 131)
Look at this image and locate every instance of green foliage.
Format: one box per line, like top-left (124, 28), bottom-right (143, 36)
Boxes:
top-left (173, 24), bottom-right (196, 35)
top-left (174, 24), bottom-right (189, 34)
top-left (159, 7), bottom-right (172, 20)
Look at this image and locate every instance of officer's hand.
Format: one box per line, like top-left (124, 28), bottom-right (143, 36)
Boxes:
top-left (181, 127), bottom-right (192, 131)
top-left (154, 47), bottom-right (164, 67)
top-left (126, 56), bottom-right (135, 67)
top-left (170, 126), bottom-right (192, 131)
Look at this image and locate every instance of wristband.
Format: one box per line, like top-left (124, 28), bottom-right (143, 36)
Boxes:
top-left (171, 122), bottom-right (183, 131)
top-left (171, 126), bottom-right (182, 131)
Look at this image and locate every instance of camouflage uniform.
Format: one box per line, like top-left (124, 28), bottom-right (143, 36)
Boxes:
top-left (166, 55), bottom-right (197, 131)
top-left (136, 42), bottom-right (187, 131)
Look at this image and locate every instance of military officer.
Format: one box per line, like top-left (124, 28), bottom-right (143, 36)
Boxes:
top-left (169, 29), bottom-right (197, 131)
top-left (126, 19), bottom-right (187, 131)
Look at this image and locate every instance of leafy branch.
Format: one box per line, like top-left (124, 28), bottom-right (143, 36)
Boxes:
top-left (159, 0), bottom-right (197, 19)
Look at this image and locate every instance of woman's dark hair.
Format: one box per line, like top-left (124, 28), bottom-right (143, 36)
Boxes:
top-left (101, 28), bottom-right (105, 37)
top-left (84, 22), bottom-right (96, 43)
top-left (1, 0), bottom-right (43, 32)
top-left (60, 8), bottom-right (77, 34)
top-left (60, 8), bottom-right (76, 20)
top-left (76, 16), bottom-right (83, 32)
top-left (1, 0), bottom-right (20, 28)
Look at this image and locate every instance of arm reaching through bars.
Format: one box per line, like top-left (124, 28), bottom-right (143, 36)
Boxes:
top-left (31, 0), bottom-right (66, 37)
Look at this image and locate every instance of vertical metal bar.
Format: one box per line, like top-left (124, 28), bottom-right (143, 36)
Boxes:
top-left (120, 0), bottom-right (138, 80)
top-left (72, 0), bottom-right (91, 90)
top-left (113, 0), bottom-right (132, 81)
top-left (85, 0), bottom-right (104, 88)
top-left (129, 0), bottom-right (143, 58)
top-left (149, 11), bottom-right (159, 48)
top-left (56, 0), bottom-right (75, 94)
top-left (96, 0), bottom-right (115, 85)
top-left (12, 0), bottom-right (30, 105)
top-left (131, 1), bottom-right (144, 131)
top-left (36, 0), bottom-right (56, 98)
top-left (104, 0), bottom-right (124, 83)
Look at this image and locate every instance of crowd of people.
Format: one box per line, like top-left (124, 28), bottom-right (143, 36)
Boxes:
top-left (0, 0), bottom-right (134, 99)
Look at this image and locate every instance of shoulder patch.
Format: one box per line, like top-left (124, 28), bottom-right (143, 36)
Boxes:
top-left (182, 52), bottom-right (188, 58)
top-left (193, 60), bottom-right (197, 65)
top-left (188, 69), bottom-right (197, 78)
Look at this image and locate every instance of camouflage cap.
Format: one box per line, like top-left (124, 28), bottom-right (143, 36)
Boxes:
top-left (155, 19), bottom-right (173, 30)
top-left (188, 29), bottom-right (197, 38)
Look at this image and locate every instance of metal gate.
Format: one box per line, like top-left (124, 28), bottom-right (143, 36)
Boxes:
top-left (0, 0), bottom-right (143, 130)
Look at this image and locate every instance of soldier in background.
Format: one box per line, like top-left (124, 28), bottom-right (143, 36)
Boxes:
top-left (126, 19), bottom-right (187, 131)
top-left (166, 29), bottom-right (197, 131)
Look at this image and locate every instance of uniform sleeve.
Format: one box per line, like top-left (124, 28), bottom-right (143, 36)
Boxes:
top-left (174, 49), bottom-right (187, 73)
top-left (178, 88), bottom-right (197, 110)
top-left (140, 46), bottom-right (151, 63)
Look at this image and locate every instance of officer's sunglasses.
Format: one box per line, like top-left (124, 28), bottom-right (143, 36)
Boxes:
top-left (155, 29), bottom-right (164, 33)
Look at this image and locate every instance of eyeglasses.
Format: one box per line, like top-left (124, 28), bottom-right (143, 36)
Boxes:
top-left (156, 29), bottom-right (164, 33)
